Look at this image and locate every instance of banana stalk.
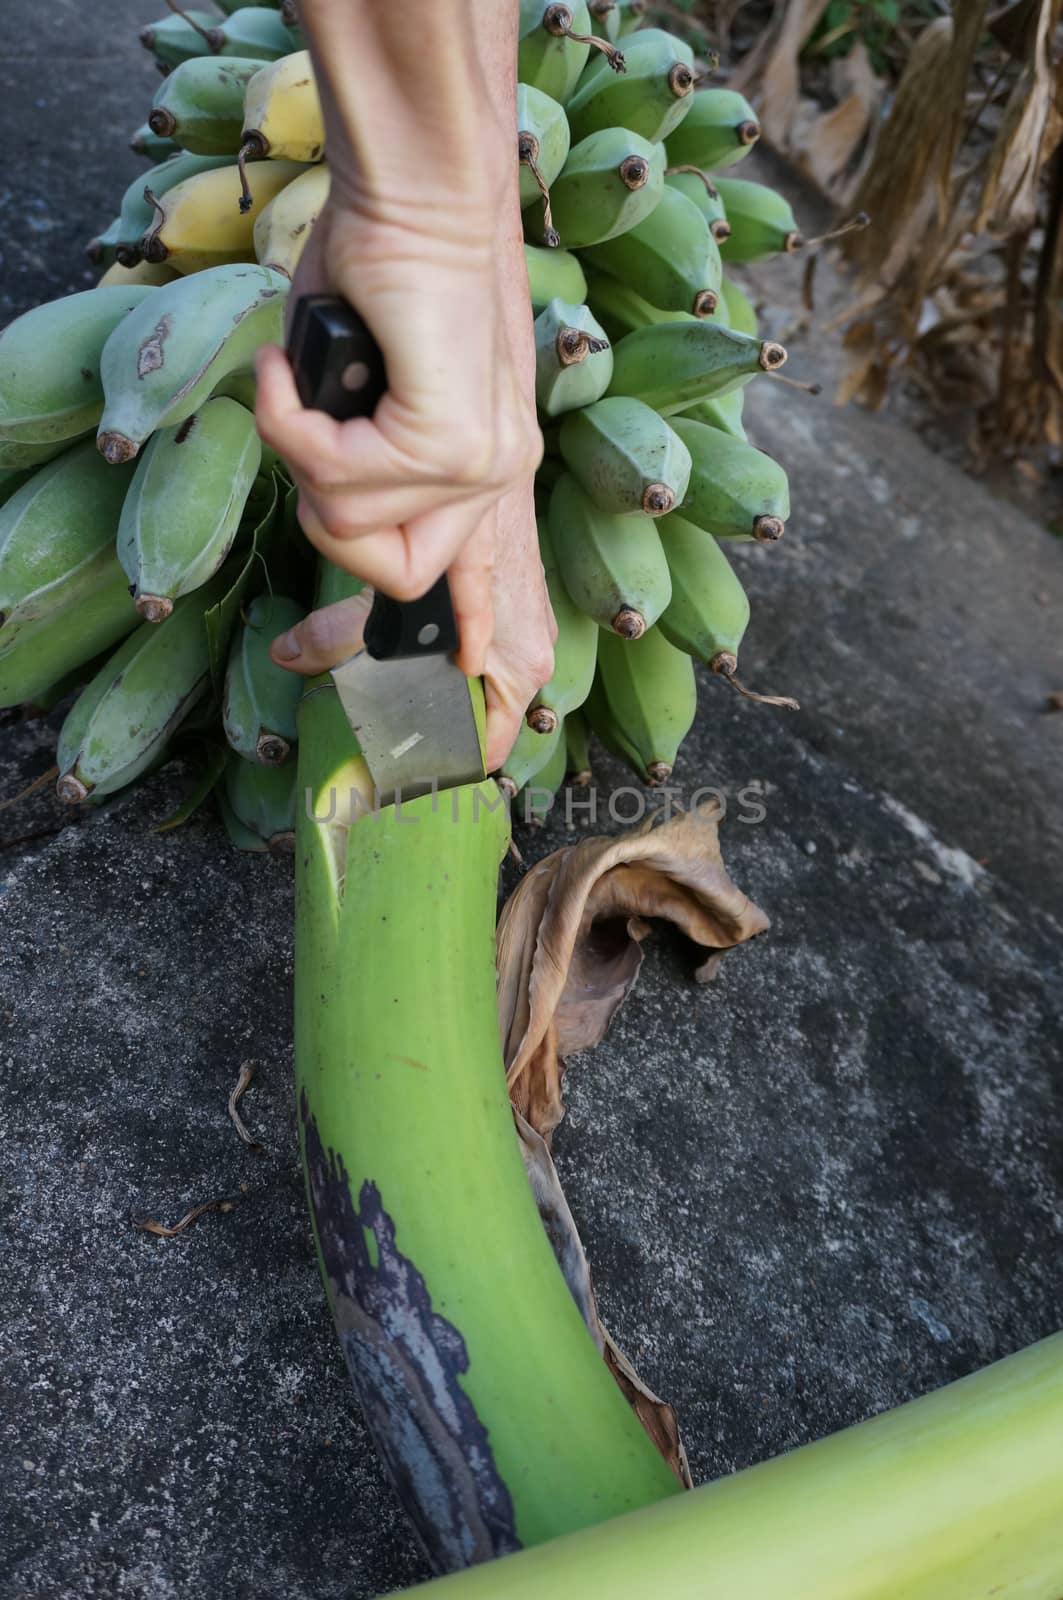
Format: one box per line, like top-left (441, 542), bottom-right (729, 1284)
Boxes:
top-left (295, 634), bottom-right (680, 1573)
top-left (396, 1332), bottom-right (1063, 1600)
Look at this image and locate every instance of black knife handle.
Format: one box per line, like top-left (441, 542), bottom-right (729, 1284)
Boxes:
top-left (287, 294), bottom-right (459, 662)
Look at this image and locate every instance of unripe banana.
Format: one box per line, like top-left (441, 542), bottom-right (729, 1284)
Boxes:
top-left (559, 396), bottom-right (691, 516)
top-left (534, 298), bottom-right (612, 416)
top-left (565, 28), bottom-right (696, 146)
top-left (583, 666), bottom-right (647, 778)
top-left (0, 285), bottom-right (155, 464)
top-left (670, 416), bottom-right (789, 541)
top-left (678, 386), bottom-right (747, 442)
top-left (714, 177), bottom-right (803, 262)
top-left (85, 217), bottom-right (123, 269)
top-left (0, 441), bottom-right (136, 667)
top-left (657, 512), bottom-right (799, 708)
top-left (96, 259), bottom-right (180, 288)
top-left (220, 752), bottom-right (298, 850)
top-left (117, 397), bottom-right (261, 620)
top-left (141, 159), bottom-right (307, 274)
top-left (253, 161), bottom-right (330, 276)
top-left (564, 705), bottom-right (593, 783)
top-left (719, 273), bottom-right (758, 335)
top-left (614, 0), bottom-right (649, 34)
top-left (605, 313), bottom-right (781, 412)
top-left (594, 624), bottom-right (697, 784)
top-left (497, 714), bottom-right (563, 798)
top-left (606, 320), bottom-right (786, 415)
top-left (547, 472), bottom-right (670, 637)
top-left (96, 264), bottom-right (288, 464)
top-left (516, 718), bottom-right (569, 827)
top-left (240, 51), bottom-right (325, 163)
top-left (98, 150), bottom-right (235, 267)
top-left (139, 10), bottom-right (217, 69)
top-left (664, 168), bottom-right (731, 244)
top-left (205, 6), bottom-right (296, 59)
top-left (526, 516), bottom-right (598, 731)
top-left (223, 593), bottom-right (306, 763)
top-left (517, 84), bottom-right (571, 244)
top-left (581, 183), bottom-right (722, 317)
top-left (149, 56), bottom-right (264, 154)
top-left (585, 270), bottom-right (695, 341)
top-left (518, 1), bottom-right (624, 106)
top-left (586, 0), bottom-right (620, 43)
top-left (130, 123), bottom-right (180, 163)
top-left (664, 88), bottom-right (760, 173)
top-left (525, 243), bottom-right (587, 312)
top-left (55, 574), bottom-right (230, 804)
top-left (545, 127), bottom-right (665, 249)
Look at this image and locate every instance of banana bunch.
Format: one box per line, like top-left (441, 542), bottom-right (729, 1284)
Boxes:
top-left (0, 6), bottom-right (805, 836)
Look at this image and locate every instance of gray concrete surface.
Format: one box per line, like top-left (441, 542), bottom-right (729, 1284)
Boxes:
top-left (2, 6), bottom-right (1062, 1599)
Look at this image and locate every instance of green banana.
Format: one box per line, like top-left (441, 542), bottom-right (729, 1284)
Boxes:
top-left (527, 516), bottom-right (599, 731)
top-left (583, 669), bottom-right (646, 779)
top-left (614, 0), bottom-right (648, 34)
top-left (714, 177), bottom-right (803, 262)
top-left (565, 28), bottom-right (696, 146)
top-left (564, 705), bottom-right (593, 783)
top-left (498, 714), bottom-right (564, 797)
top-left (0, 286), bottom-right (155, 465)
top-left (221, 750), bottom-right (297, 848)
top-left (664, 169), bottom-right (731, 244)
top-left (534, 298), bottom-right (612, 416)
top-left (559, 396), bottom-right (691, 516)
top-left (517, 719), bottom-right (569, 827)
top-left (518, 84), bottom-right (571, 243)
top-left (586, 0), bottom-right (620, 42)
top-left (130, 123), bottom-right (181, 163)
top-left (670, 416), bottom-right (789, 541)
top-left (664, 88), bottom-right (760, 173)
top-left (117, 397), bottom-right (262, 620)
top-left (100, 151), bottom-right (235, 267)
top-left (525, 243), bottom-right (587, 313)
top-left (547, 472), bottom-right (671, 637)
top-left (518, 0), bottom-right (624, 105)
top-left (594, 624), bottom-right (697, 785)
top-left (581, 183), bottom-right (722, 317)
top-left (55, 574), bottom-right (230, 804)
top-left (148, 56), bottom-right (265, 154)
top-left (656, 512), bottom-right (798, 707)
top-left (606, 320), bottom-right (786, 415)
top-left (0, 445), bottom-right (138, 707)
top-left (96, 264), bottom-right (287, 463)
top-left (139, 10), bottom-right (216, 69)
top-left (85, 217), bottom-right (123, 269)
top-left (545, 128), bottom-right (665, 249)
top-left (222, 593), bottom-right (306, 763)
top-left (678, 387), bottom-right (747, 442)
top-left (719, 273), bottom-right (758, 336)
top-left (205, 6), bottom-right (297, 59)
top-left (585, 271), bottom-right (695, 342)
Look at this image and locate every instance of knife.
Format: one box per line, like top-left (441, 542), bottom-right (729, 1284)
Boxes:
top-left (287, 294), bottom-right (486, 802)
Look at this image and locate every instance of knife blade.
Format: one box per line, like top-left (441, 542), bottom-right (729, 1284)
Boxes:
top-left (287, 294), bottom-right (486, 802)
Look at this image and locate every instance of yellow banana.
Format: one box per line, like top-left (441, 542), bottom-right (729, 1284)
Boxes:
top-left (253, 162), bottom-right (330, 277)
top-left (141, 160), bottom-right (308, 275)
top-left (241, 51), bottom-right (325, 162)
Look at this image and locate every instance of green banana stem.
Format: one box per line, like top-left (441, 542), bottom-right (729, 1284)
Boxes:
top-left (395, 1332), bottom-right (1063, 1600)
top-left (294, 577), bottom-right (680, 1572)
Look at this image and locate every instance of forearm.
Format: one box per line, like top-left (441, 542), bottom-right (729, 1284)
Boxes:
top-left (299, 0), bottom-right (519, 226)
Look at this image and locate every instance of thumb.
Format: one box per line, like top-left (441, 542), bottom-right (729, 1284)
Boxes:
top-left (269, 589), bottom-right (374, 675)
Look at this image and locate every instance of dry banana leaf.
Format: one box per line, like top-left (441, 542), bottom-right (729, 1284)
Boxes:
top-left (496, 799), bottom-right (769, 1481)
top-left (974, 0), bottom-right (1063, 231)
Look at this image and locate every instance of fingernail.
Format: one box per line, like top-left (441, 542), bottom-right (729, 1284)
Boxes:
top-left (272, 630), bottom-right (302, 662)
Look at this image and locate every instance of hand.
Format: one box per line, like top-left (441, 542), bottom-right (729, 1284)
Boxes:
top-left (269, 474), bottom-right (556, 775)
top-left (254, 188), bottom-right (543, 679)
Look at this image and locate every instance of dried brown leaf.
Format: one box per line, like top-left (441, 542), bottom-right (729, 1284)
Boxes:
top-left (975, 1), bottom-right (1059, 230)
top-left (495, 800), bottom-right (769, 1482)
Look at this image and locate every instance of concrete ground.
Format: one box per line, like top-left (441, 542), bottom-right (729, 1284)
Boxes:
top-left (2, 6), bottom-right (1062, 1598)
